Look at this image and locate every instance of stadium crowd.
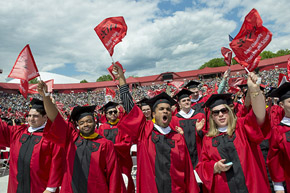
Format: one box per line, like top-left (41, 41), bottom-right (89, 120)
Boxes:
top-left (0, 68), bottom-right (287, 125)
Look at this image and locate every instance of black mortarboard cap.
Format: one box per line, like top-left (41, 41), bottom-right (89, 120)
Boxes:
top-left (173, 89), bottom-right (192, 101)
top-left (265, 87), bottom-right (277, 98)
top-left (137, 98), bottom-right (149, 107)
top-left (203, 94), bottom-right (232, 109)
top-left (70, 105), bottom-right (96, 122)
top-left (30, 98), bottom-right (45, 110)
top-left (100, 102), bottom-right (118, 113)
top-left (238, 84), bottom-right (265, 91)
top-left (146, 92), bottom-right (177, 110)
top-left (269, 82), bottom-right (290, 101)
top-left (184, 80), bottom-right (201, 89)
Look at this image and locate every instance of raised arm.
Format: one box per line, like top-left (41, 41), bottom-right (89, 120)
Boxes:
top-left (113, 62), bottom-right (134, 113)
top-left (37, 81), bottom-right (59, 122)
top-left (247, 72), bottom-right (265, 125)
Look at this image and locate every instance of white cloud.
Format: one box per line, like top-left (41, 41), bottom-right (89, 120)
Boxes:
top-left (0, 0), bottom-right (289, 84)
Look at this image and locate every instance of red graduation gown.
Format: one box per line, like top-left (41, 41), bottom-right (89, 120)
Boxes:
top-left (118, 105), bottom-right (199, 193)
top-left (195, 110), bottom-right (271, 193)
top-left (43, 113), bottom-right (126, 193)
top-left (0, 118), bottom-right (65, 193)
top-left (172, 110), bottom-right (206, 168)
top-left (267, 123), bottom-right (290, 191)
top-left (98, 122), bottom-right (134, 193)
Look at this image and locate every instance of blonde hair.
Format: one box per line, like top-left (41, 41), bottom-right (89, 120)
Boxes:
top-left (207, 104), bottom-right (237, 137)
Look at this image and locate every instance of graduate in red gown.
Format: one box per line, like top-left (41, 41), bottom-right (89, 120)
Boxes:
top-left (267, 82), bottom-right (290, 193)
top-left (112, 63), bottom-right (199, 193)
top-left (38, 82), bottom-right (126, 193)
top-left (171, 88), bottom-right (206, 169)
top-left (195, 72), bottom-right (272, 193)
top-left (0, 98), bottom-right (65, 193)
top-left (97, 101), bottom-right (134, 193)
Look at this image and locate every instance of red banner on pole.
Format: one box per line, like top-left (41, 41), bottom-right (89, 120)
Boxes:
top-left (230, 9), bottom-right (272, 71)
top-left (94, 16), bottom-right (127, 56)
top-left (221, 47), bottom-right (232, 66)
top-left (106, 87), bottom-right (116, 98)
top-left (8, 44), bottom-right (40, 81)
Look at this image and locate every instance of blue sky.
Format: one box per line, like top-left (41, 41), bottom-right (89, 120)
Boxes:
top-left (1, 0), bottom-right (290, 83)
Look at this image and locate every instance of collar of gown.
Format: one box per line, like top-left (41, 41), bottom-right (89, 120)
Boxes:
top-left (154, 124), bottom-right (171, 135)
top-left (28, 122), bottom-right (46, 133)
top-left (281, 116), bottom-right (290, 126)
top-left (179, 109), bottom-right (195, 119)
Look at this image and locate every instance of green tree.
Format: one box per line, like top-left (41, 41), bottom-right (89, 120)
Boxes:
top-left (260, 51), bottom-right (275, 59)
top-left (199, 58), bottom-right (227, 69)
top-left (80, 79), bottom-right (88, 83)
top-left (29, 78), bottom-right (39, 84)
top-left (96, 75), bottom-right (113, 82)
top-left (276, 49), bottom-right (290, 57)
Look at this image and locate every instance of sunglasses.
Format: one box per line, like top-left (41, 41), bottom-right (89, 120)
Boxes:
top-left (212, 108), bottom-right (229, 116)
top-left (106, 110), bottom-right (118, 115)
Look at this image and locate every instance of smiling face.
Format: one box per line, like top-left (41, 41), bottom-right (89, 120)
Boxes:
top-left (153, 103), bottom-right (172, 128)
top-left (189, 87), bottom-right (199, 100)
top-left (77, 115), bottom-right (96, 136)
top-left (105, 108), bottom-right (119, 122)
top-left (211, 104), bottom-right (229, 128)
top-left (141, 105), bottom-right (152, 119)
top-left (27, 109), bottom-right (47, 128)
top-left (178, 97), bottom-right (191, 112)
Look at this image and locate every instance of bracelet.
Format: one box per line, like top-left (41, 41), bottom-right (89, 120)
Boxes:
top-left (250, 91), bottom-right (260, 98)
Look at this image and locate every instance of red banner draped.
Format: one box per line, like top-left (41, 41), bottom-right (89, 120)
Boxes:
top-left (230, 9), bottom-right (272, 71)
top-left (20, 79), bottom-right (28, 99)
top-left (167, 81), bottom-right (184, 89)
top-left (106, 87), bottom-right (116, 98)
top-left (94, 16), bottom-right (127, 56)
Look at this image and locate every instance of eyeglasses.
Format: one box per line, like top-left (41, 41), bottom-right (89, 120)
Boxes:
top-left (212, 108), bottom-right (229, 116)
top-left (106, 110), bottom-right (118, 115)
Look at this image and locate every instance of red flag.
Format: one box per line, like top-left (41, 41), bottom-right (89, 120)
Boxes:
top-left (8, 44), bottom-right (40, 81)
top-left (228, 77), bottom-right (244, 87)
top-left (55, 101), bottom-right (64, 110)
top-left (28, 79), bottom-right (54, 94)
top-left (20, 79), bottom-right (28, 99)
top-left (106, 87), bottom-right (116, 98)
top-left (107, 61), bottom-right (126, 81)
top-left (221, 47), bottom-right (232, 66)
top-left (147, 90), bottom-right (155, 98)
top-left (278, 73), bottom-right (289, 87)
top-left (228, 86), bottom-right (240, 94)
top-left (230, 9), bottom-right (272, 69)
top-left (288, 57), bottom-right (290, 80)
top-left (235, 55), bottom-right (261, 72)
top-left (154, 88), bottom-right (166, 96)
top-left (94, 16), bottom-right (127, 56)
top-left (167, 81), bottom-right (184, 89)
top-left (213, 82), bottom-right (218, 94)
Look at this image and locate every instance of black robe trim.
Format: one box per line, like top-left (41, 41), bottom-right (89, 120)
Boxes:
top-left (212, 133), bottom-right (249, 193)
top-left (71, 135), bottom-right (101, 193)
top-left (103, 128), bottom-right (118, 144)
top-left (17, 133), bottom-right (42, 193)
top-left (152, 129), bottom-right (175, 193)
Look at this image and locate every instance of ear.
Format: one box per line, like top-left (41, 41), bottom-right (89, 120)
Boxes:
top-left (152, 111), bottom-right (156, 119)
top-left (279, 101), bottom-right (284, 109)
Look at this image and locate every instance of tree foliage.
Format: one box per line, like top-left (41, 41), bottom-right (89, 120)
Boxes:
top-left (80, 79), bottom-right (88, 83)
top-left (96, 75), bottom-right (113, 82)
top-left (29, 78), bottom-right (39, 84)
top-left (199, 49), bottom-right (290, 69)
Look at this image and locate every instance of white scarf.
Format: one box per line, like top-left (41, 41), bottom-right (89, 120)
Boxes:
top-left (154, 124), bottom-right (171, 135)
top-left (178, 109), bottom-right (195, 119)
top-left (191, 96), bottom-right (200, 103)
top-left (28, 122), bottom-right (46, 133)
top-left (218, 126), bottom-right (228, 133)
top-left (281, 117), bottom-right (290, 126)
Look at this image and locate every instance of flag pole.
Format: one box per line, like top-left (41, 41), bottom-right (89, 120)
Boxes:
top-left (111, 56), bottom-right (115, 64)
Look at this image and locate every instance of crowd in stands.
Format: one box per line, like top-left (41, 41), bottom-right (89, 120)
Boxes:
top-left (0, 68), bottom-right (287, 125)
